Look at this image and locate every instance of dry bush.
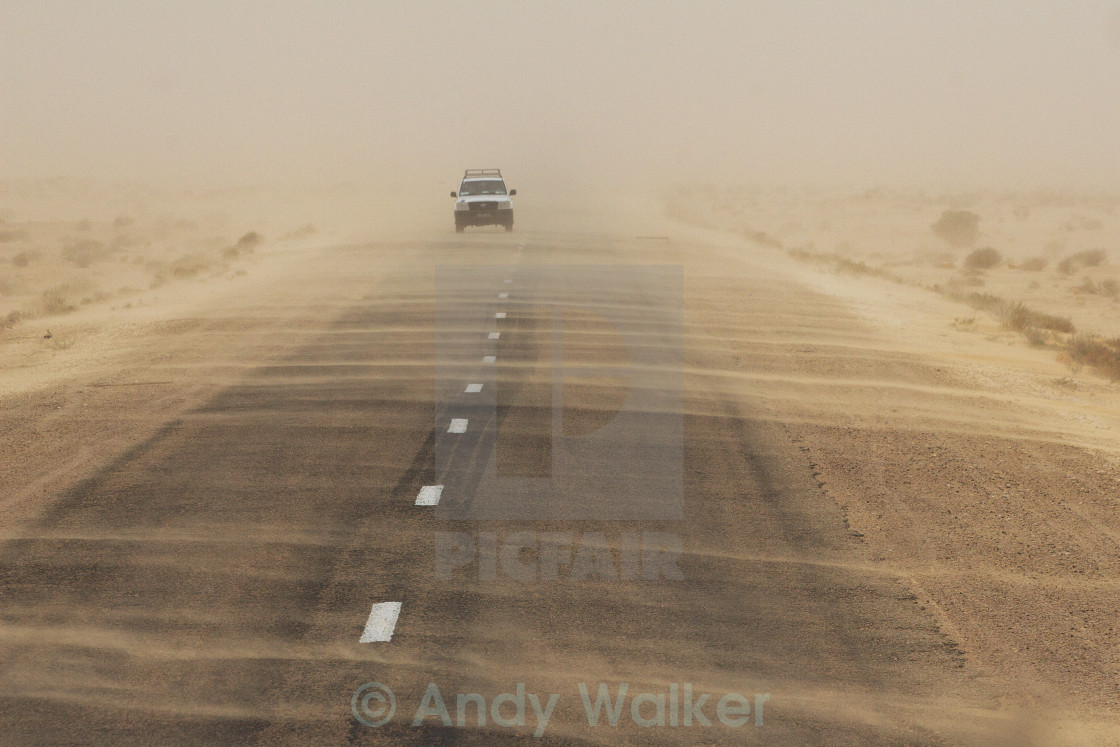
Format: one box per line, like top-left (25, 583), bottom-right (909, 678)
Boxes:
top-left (41, 286), bottom-right (77, 315)
top-left (282, 224), bottom-right (317, 240)
top-left (1024, 328), bottom-right (1048, 347)
top-left (1077, 277), bottom-right (1099, 294)
top-left (952, 292), bottom-right (1074, 334)
top-left (11, 250), bottom-right (40, 267)
top-left (956, 291), bottom-right (1003, 312)
top-left (786, 248), bottom-right (830, 265)
top-left (931, 209), bottom-right (980, 247)
top-left (1067, 335), bottom-right (1120, 379)
top-left (170, 253), bottom-right (212, 278)
top-left (236, 231), bottom-right (262, 250)
top-left (834, 257), bottom-right (891, 279)
top-left (61, 239), bottom-right (110, 268)
top-left (224, 230), bottom-right (263, 258)
top-left (1017, 257), bottom-right (1047, 271)
top-left (2, 311), bottom-right (21, 330)
top-left (964, 247), bottom-right (1002, 270)
top-left (1074, 277), bottom-right (1120, 297)
top-left (743, 229), bottom-right (782, 249)
top-left (1057, 248), bottom-right (1107, 274)
top-left (0, 229), bottom-right (29, 243)
top-left (1021, 308), bottom-right (1073, 334)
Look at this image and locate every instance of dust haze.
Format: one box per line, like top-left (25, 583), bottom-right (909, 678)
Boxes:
top-left (3, 2), bottom-right (1120, 200)
top-left (6, 4), bottom-right (1120, 746)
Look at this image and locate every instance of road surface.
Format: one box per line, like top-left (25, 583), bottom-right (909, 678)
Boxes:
top-left (1, 230), bottom-right (1018, 744)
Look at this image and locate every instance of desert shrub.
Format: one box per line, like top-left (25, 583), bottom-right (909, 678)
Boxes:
top-left (1023, 309), bottom-right (1074, 334)
top-left (1068, 335), bottom-right (1120, 379)
top-left (834, 257), bottom-right (890, 278)
top-left (236, 231), bottom-right (262, 250)
top-left (11, 250), bottom-right (39, 267)
top-left (964, 247), bottom-right (1002, 270)
top-left (2, 310), bottom-right (21, 329)
top-left (1077, 277), bottom-right (1099, 294)
top-left (61, 239), bottom-right (108, 268)
top-left (41, 287), bottom-right (76, 315)
top-left (957, 292), bottom-right (1003, 312)
top-left (224, 231), bottom-right (263, 258)
top-left (1058, 249), bottom-right (1107, 274)
top-left (999, 302), bottom-right (1034, 331)
top-left (957, 293), bottom-right (1073, 334)
top-left (1080, 277), bottom-right (1120, 297)
top-left (1024, 328), bottom-right (1048, 347)
top-left (170, 253), bottom-right (211, 278)
top-left (931, 210), bottom-right (980, 247)
top-left (1017, 257), bottom-right (1047, 271)
top-left (283, 224), bottom-right (317, 240)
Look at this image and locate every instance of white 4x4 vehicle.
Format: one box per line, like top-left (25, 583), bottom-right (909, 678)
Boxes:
top-left (451, 169), bottom-right (516, 232)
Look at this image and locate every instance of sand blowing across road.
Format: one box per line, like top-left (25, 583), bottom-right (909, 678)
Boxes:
top-left (1, 181), bottom-right (1119, 745)
top-left (3, 2), bottom-right (1120, 744)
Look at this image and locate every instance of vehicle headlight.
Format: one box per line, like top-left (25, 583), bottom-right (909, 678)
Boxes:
top-left (455, 201), bottom-right (470, 211)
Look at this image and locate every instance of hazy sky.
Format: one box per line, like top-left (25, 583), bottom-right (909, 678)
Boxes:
top-left (2, 1), bottom-right (1119, 192)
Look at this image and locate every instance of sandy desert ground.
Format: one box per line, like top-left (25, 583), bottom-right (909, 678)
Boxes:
top-left (672, 185), bottom-right (1120, 740)
top-left (2, 180), bottom-right (1120, 744)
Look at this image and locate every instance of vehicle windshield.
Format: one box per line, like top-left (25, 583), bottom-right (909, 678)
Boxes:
top-left (459, 179), bottom-right (506, 196)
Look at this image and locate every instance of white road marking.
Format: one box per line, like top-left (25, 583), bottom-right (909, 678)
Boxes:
top-left (483, 355), bottom-right (496, 363)
top-left (504, 279), bottom-right (513, 284)
top-left (488, 332), bottom-right (500, 339)
top-left (415, 485), bottom-right (443, 506)
top-left (495, 312), bottom-right (507, 319)
top-left (360, 602), bottom-right (402, 642)
top-left (498, 292), bottom-right (509, 299)
top-left (465, 383), bottom-right (483, 393)
top-left (449, 418), bottom-right (468, 433)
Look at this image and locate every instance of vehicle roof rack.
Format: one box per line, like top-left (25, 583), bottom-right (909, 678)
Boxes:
top-left (463, 169), bottom-right (502, 178)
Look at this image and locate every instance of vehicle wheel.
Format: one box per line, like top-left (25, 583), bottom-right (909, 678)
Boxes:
top-left (455, 223), bottom-right (465, 233)
top-left (503, 223), bottom-right (513, 232)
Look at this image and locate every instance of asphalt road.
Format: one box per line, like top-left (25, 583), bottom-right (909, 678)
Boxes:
top-left (0, 231), bottom-right (1005, 744)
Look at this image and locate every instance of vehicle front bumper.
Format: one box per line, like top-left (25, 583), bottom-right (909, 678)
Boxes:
top-left (455, 210), bottom-right (513, 226)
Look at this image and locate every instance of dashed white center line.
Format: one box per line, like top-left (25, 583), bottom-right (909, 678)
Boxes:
top-left (495, 312), bottom-right (506, 319)
top-left (415, 485), bottom-right (444, 506)
top-left (498, 292), bottom-right (509, 299)
top-left (359, 602), bottom-right (402, 642)
top-left (448, 418), bottom-right (468, 433)
top-left (483, 355), bottom-right (496, 363)
top-left (465, 383), bottom-right (483, 393)
top-left (488, 332), bottom-right (500, 339)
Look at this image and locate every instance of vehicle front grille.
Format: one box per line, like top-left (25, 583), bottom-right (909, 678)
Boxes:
top-left (469, 202), bottom-right (496, 211)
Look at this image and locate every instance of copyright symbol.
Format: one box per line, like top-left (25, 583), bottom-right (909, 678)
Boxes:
top-left (351, 682), bottom-right (395, 727)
